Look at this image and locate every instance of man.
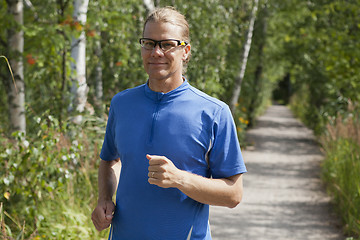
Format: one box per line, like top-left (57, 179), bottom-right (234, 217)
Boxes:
top-left (91, 7), bottom-right (246, 240)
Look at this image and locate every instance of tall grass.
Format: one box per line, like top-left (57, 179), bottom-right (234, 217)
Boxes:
top-left (0, 114), bottom-right (110, 239)
top-left (321, 102), bottom-right (360, 238)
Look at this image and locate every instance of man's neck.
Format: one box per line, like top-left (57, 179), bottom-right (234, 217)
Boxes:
top-left (148, 76), bottom-right (184, 93)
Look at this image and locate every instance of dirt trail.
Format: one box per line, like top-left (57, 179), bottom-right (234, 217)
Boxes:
top-left (209, 105), bottom-right (344, 240)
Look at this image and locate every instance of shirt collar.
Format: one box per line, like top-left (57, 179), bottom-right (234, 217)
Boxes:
top-left (144, 78), bottom-right (190, 102)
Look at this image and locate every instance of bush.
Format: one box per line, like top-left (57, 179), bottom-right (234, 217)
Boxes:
top-left (0, 113), bottom-right (109, 239)
top-left (321, 112), bottom-right (360, 238)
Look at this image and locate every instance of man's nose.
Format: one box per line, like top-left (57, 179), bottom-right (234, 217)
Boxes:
top-left (151, 44), bottom-right (163, 56)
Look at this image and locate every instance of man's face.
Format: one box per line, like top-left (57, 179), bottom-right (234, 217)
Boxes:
top-left (141, 21), bottom-right (190, 82)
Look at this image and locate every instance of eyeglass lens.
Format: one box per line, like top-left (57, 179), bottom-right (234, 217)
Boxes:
top-left (141, 39), bottom-right (179, 51)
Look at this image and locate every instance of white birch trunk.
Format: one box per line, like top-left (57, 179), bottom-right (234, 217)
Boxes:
top-left (143, 0), bottom-right (155, 12)
top-left (7, 0), bottom-right (26, 133)
top-left (69, 0), bottom-right (89, 124)
top-left (94, 36), bottom-right (103, 113)
top-left (230, 0), bottom-right (259, 113)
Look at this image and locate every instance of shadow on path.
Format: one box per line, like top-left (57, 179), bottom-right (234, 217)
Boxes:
top-left (209, 105), bottom-right (343, 240)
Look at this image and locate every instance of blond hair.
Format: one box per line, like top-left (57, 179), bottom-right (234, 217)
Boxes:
top-left (143, 7), bottom-right (191, 67)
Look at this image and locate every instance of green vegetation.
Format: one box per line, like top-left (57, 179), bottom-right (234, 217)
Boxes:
top-left (1, 0), bottom-right (359, 238)
top-left (0, 114), bottom-right (109, 239)
top-left (2, 0), bottom-right (265, 238)
top-left (270, 1), bottom-right (359, 237)
top-left (321, 110), bottom-right (360, 237)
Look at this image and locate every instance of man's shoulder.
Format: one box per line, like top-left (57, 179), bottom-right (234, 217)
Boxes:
top-left (111, 84), bottom-right (145, 104)
top-left (187, 85), bottom-right (227, 109)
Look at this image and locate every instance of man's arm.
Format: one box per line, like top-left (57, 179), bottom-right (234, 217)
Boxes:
top-left (91, 159), bottom-right (121, 231)
top-left (147, 155), bottom-right (243, 208)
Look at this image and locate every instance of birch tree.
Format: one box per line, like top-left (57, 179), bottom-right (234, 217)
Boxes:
top-left (94, 34), bottom-right (103, 114)
top-left (248, 1), bottom-right (268, 126)
top-left (143, 0), bottom-right (155, 12)
top-left (69, 0), bottom-right (89, 124)
top-left (6, 0), bottom-right (26, 133)
top-left (229, 0), bottom-right (259, 113)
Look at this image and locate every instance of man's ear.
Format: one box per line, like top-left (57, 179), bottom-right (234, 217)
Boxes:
top-left (182, 44), bottom-right (191, 61)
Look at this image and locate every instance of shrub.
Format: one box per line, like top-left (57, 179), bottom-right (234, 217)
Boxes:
top-left (0, 113), bottom-right (108, 239)
top-left (321, 109), bottom-right (360, 238)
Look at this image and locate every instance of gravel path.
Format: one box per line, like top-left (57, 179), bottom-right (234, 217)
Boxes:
top-left (209, 105), bottom-right (344, 240)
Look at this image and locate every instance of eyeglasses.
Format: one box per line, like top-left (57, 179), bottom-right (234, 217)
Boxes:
top-left (139, 38), bottom-right (188, 51)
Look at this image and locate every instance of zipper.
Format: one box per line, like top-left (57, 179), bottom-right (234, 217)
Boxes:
top-left (148, 101), bottom-right (161, 146)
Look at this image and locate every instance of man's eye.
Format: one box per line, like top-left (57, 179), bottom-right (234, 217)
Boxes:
top-left (162, 41), bottom-right (177, 49)
top-left (144, 41), bottom-right (155, 48)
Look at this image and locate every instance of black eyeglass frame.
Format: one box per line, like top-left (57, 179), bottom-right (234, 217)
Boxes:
top-left (139, 38), bottom-right (188, 51)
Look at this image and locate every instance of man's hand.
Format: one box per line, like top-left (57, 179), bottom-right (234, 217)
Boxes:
top-left (147, 154), bottom-right (183, 188)
top-left (91, 200), bottom-right (115, 231)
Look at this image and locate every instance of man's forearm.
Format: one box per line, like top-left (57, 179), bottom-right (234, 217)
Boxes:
top-left (98, 159), bottom-right (121, 202)
top-left (176, 172), bottom-right (243, 208)
top-left (147, 155), bottom-right (243, 208)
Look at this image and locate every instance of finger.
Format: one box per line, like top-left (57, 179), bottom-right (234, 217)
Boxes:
top-left (148, 171), bottom-right (157, 178)
top-left (148, 177), bottom-right (161, 185)
top-left (148, 165), bottom-right (164, 172)
top-left (147, 154), bottom-right (167, 162)
top-left (93, 215), bottom-right (112, 230)
top-left (148, 157), bottom-right (168, 166)
top-left (92, 207), bottom-right (105, 222)
top-left (91, 204), bottom-right (113, 230)
top-left (95, 221), bottom-right (111, 231)
top-left (105, 202), bottom-right (115, 219)
top-left (92, 213), bottom-right (111, 231)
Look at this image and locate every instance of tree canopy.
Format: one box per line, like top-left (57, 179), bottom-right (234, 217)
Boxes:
top-left (1, 0), bottom-right (359, 238)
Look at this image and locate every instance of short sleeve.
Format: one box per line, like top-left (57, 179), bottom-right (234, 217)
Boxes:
top-left (208, 105), bottom-right (247, 178)
top-left (100, 104), bottom-right (120, 161)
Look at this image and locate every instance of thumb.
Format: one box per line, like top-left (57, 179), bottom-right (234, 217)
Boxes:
top-left (105, 202), bottom-right (114, 220)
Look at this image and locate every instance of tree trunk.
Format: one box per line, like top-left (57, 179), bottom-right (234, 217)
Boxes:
top-left (7, 0), bottom-right (26, 134)
top-left (94, 33), bottom-right (103, 114)
top-left (69, 0), bottom-right (89, 124)
top-left (143, 0), bottom-right (155, 12)
top-left (229, 0), bottom-right (259, 114)
top-left (248, 1), bottom-right (267, 127)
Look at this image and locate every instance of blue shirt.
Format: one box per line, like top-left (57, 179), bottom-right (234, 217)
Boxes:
top-left (100, 80), bottom-right (247, 240)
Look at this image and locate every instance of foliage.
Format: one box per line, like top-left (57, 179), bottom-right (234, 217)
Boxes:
top-left (0, 113), bottom-right (107, 239)
top-left (2, 0), bottom-right (359, 238)
top-left (267, 0), bottom-right (360, 134)
top-left (0, 0), bottom-right (269, 135)
top-left (0, 1), bottom-right (267, 237)
top-left (322, 138), bottom-right (360, 237)
top-left (265, 1), bottom-right (360, 237)
top-left (320, 102), bottom-right (360, 237)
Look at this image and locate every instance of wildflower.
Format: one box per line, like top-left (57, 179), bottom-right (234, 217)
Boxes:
top-left (4, 191), bottom-right (10, 200)
top-left (22, 140), bottom-right (29, 148)
top-left (86, 30), bottom-right (96, 37)
top-left (26, 54), bottom-right (36, 65)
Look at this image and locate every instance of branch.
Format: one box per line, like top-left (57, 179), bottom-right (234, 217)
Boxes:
top-left (0, 55), bottom-right (18, 94)
top-left (23, 0), bottom-right (39, 20)
top-left (143, 0), bottom-right (155, 12)
top-left (230, 0), bottom-right (259, 113)
top-left (70, 36), bottom-right (86, 52)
